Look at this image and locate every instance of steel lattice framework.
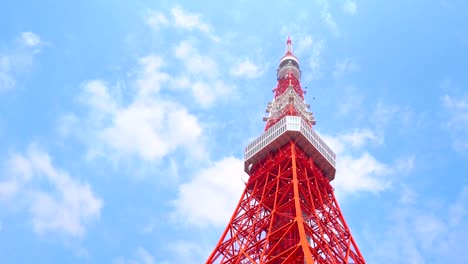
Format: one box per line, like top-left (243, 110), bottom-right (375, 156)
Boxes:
top-left (206, 37), bottom-right (365, 264)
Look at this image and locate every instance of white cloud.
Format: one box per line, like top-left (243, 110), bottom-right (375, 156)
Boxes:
top-left (136, 248), bottom-right (155, 264)
top-left (100, 100), bottom-right (202, 160)
top-left (339, 128), bottom-right (382, 148)
top-left (146, 6), bottom-right (219, 41)
top-left (20, 32), bottom-right (42, 47)
top-left (57, 114), bottom-right (79, 138)
top-left (442, 94), bottom-right (468, 151)
top-left (395, 155), bottom-right (415, 175)
top-left (146, 10), bottom-right (169, 30)
top-left (230, 59), bottom-right (262, 79)
top-left (322, 11), bottom-right (339, 35)
top-left (292, 35), bottom-right (325, 79)
top-left (399, 185), bottom-right (418, 205)
top-left (172, 128), bottom-right (398, 226)
top-left (0, 71), bottom-right (15, 91)
top-left (316, 0), bottom-right (339, 35)
top-left (173, 41), bottom-right (192, 58)
top-left (114, 247), bottom-right (156, 264)
top-left (0, 55), bottom-right (11, 70)
top-left (79, 79), bottom-right (204, 162)
top-left (166, 240), bottom-right (210, 264)
top-left (190, 80), bottom-right (233, 107)
top-left (136, 54), bottom-right (170, 96)
top-left (60, 50), bottom-right (221, 163)
top-left (0, 56), bottom-right (15, 91)
top-left (321, 128), bottom-right (409, 197)
top-left (63, 40), bottom-right (236, 164)
top-left (170, 6), bottom-right (219, 41)
top-left (0, 145), bottom-right (102, 237)
top-left (294, 35), bottom-right (310, 52)
top-left (171, 6), bottom-right (211, 32)
top-left (442, 94), bottom-right (468, 122)
top-left (333, 58), bottom-right (359, 79)
top-left (343, 0), bottom-right (358, 15)
top-left (310, 44), bottom-right (325, 78)
top-left (172, 41), bottom-right (235, 107)
top-left (449, 186), bottom-right (468, 225)
top-left (172, 157), bottom-right (247, 227)
top-left (81, 80), bottom-right (118, 115)
top-left (371, 102), bottom-right (414, 132)
top-left (142, 11), bottom-right (238, 107)
top-left (294, 35), bottom-right (315, 55)
top-left (333, 152), bottom-right (391, 195)
top-left (372, 102), bottom-right (400, 128)
top-left (364, 186), bottom-right (468, 263)
top-left (0, 32), bottom-right (43, 91)
top-left (173, 41), bottom-right (218, 79)
top-left (0, 179), bottom-right (19, 200)
top-left (336, 86), bottom-right (364, 116)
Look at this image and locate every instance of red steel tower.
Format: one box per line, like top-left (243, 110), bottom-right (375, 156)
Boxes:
top-left (206, 37), bottom-right (366, 264)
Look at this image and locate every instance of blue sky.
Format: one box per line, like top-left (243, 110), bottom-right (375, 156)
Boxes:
top-left (0, 0), bottom-right (467, 263)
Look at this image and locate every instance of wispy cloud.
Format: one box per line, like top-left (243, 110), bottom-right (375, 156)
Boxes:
top-left (114, 247), bottom-right (156, 264)
top-left (364, 186), bottom-right (468, 263)
top-left (0, 32), bottom-right (43, 91)
top-left (19, 32), bottom-right (42, 48)
top-left (441, 94), bottom-right (468, 151)
top-left (321, 129), bottom-right (388, 196)
top-left (278, 34), bottom-right (325, 80)
top-left (309, 40), bottom-right (325, 79)
top-left (171, 41), bottom-right (235, 107)
top-left (333, 58), bottom-right (359, 79)
top-left (146, 6), bottom-right (219, 41)
top-left (338, 128), bottom-right (382, 148)
top-left (321, 128), bottom-right (413, 198)
top-left (335, 85), bottom-right (365, 116)
top-left (343, 0), bottom-right (358, 15)
top-left (172, 157), bottom-right (247, 227)
top-left (0, 55), bottom-right (15, 91)
top-left (371, 102), bottom-right (414, 133)
top-left (60, 7), bottom-right (248, 172)
top-left (146, 10), bottom-right (169, 30)
top-left (292, 34), bottom-right (325, 79)
top-left (316, 0), bottom-right (340, 35)
top-left (170, 6), bottom-right (212, 33)
top-left (78, 78), bottom-right (205, 162)
top-left (294, 35), bottom-right (314, 55)
top-left (322, 11), bottom-right (339, 35)
top-left (229, 59), bottom-right (262, 79)
top-left (173, 41), bottom-right (218, 79)
top-left (165, 240), bottom-right (210, 264)
top-left (0, 145), bottom-right (102, 237)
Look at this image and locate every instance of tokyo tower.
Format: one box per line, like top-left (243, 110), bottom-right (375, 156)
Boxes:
top-left (206, 37), bottom-right (366, 264)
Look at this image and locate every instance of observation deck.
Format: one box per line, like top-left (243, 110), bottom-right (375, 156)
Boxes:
top-left (244, 116), bottom-right (336, 181)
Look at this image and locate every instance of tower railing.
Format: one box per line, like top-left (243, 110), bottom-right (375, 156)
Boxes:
top-left (244, 116), bottom-right (336, 179)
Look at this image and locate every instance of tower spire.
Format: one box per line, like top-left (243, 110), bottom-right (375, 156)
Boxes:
top-left (266, 36), bottom-right (313, 131)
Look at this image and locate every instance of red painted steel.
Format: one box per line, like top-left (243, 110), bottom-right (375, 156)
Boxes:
top-left (206, 143), bottom-right (365, 264)
top-left (207, 38), bottom-right (365, 264)
top-left (274, 72), bottom-right (304, 100)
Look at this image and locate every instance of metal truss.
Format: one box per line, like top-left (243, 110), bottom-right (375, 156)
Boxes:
top-left (206, 142), bottom-right (365, 264)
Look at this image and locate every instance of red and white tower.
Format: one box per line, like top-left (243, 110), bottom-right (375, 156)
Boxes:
top-left (206, 37), bottom-right (366, 264)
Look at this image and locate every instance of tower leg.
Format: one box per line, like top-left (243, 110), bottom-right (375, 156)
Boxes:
top-left (206, 143), bottom-right (365, 264)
